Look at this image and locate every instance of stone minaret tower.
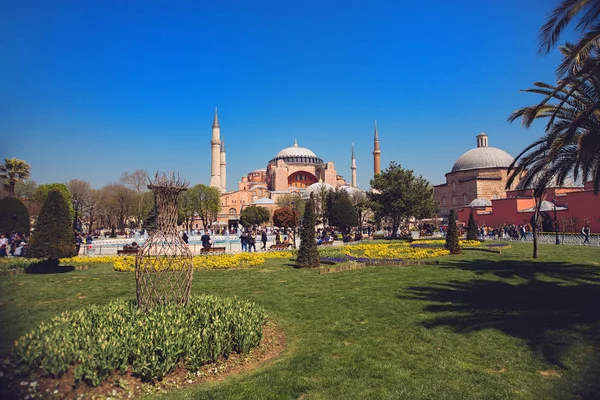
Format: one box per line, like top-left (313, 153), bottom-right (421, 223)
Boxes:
top-left (351, 143), bottom-right (357, 187)
top-left (373, 120), bottom-right (381, 176)
top-left (220, 140), bottom-right (227, 193)
top-left (209, 108), bottom-right (222, 190)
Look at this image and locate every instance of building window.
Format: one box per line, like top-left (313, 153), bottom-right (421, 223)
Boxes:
top-left (229, 208), bottom-right (236, 215)
top-left (463, 194), bottom-right (468, 205)
top-left (452, 182), bottom-right (456, 192)
top-left (492, 193), bottom-right (498, 200)
top-left (442, 197), bottom-right (447, 207)
top-left (452, 196), bottom-right (457, 205)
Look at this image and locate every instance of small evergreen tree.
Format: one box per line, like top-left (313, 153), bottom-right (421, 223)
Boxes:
top-left (0, 197), bottom-right (30, 234)
top-left (445, 209), bottom-right (461, 254)
top-left (296, 195), bottom-right (320, 268)
top-left (144, 205), bottom-right (157, 233)
top-left (27, 188), bottom-right (76, 260)
top-left (466, 211), bottom-right (478, 241)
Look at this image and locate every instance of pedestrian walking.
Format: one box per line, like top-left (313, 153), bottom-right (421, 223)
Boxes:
top-left (582, 224), bottom-right (591, 244)
top-left (261, 229), bottom-right (267, 250)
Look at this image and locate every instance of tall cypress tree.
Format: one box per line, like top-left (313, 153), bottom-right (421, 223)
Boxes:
top-left (466, 211), bottom-right (478, 241)
top-left (296, 195), bottom-right (320, 268)
top-left (445, 209), bottom-right (461, 254)
top-left (27, 188), bottom-right (76, 261)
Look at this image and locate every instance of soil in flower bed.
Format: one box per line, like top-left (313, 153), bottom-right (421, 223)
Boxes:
top-left (1, 320), bottom-right (286, 400)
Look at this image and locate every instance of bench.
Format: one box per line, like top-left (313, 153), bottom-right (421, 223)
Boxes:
top-left (200, 246), bottom-right (226, 254)
top-left (117, 248), bottom-right (139, 255)
top-left (320, 241), bottom-right (333, 246)
top-left (270, 243), bottom-right (292, 250)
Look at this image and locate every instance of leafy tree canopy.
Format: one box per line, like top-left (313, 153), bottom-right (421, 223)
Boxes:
top-left (0, 197), bottom-right (30, 235)
top-left (240, 205), bottom-right (270, 228)
top-left (328, 196), bottom-right (357, 231)
top-left (368, 162), bottom-right (438, 235)
top-left (272, 207), bottom-right (298, 229)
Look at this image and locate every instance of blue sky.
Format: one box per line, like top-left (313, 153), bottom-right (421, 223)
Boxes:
top-left (1, 0), bottom-right (570, 190)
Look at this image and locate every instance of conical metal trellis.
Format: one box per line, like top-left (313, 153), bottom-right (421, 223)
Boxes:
top-left (135, 173), bottom-right (193, 309)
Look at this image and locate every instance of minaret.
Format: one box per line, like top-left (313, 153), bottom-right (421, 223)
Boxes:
top-left (373, 120), bottom-right (381, 176)
top-left (220, 140), bottom-right (227, 193)
top-left (351, 143), bottom-right (357, 187)
top-left (209, 108), bottom-right (221, 190)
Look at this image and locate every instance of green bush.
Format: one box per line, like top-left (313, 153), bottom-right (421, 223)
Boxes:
top-left (466, 212), bottom-right (478, 241)
top-left (0, 197), bottom-right (30, 235)
top-left (445, 209), bottom-right (461, 255)
top-left (296, 195), bottom-right (320, 268)
top-left (27, 189), bottom-right (76, 260)
top-left (11, 295), bottom-right (264, 386)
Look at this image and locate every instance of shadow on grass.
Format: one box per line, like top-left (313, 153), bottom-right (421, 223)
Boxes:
top-left (26, 260), bottom-right (74, 274)
top-left (403, 260), bottom-right (600, 397)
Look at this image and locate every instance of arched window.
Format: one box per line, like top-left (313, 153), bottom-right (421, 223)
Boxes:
top-left (492, 193), bottom-right (498, 200)
top-left (229, 208), bottom-right (236, 215)
top-left (463, 194), bottom-right (468, 205)
top-left (452, 182), bottom-right (456, 192)
top-left (452, 196), bottom-right (457, 205)
top-left (442, 197), bottom-right (447, 207)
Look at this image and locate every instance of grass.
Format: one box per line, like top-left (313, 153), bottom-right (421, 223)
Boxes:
top-left (1, 242), bottom-right (600, 399)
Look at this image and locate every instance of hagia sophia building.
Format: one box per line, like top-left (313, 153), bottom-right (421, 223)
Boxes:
top-left (206, 109), bottom-right (381, 228)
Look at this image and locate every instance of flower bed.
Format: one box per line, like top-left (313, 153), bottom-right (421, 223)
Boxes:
top-left (8, 295), bottom-right (265, 386)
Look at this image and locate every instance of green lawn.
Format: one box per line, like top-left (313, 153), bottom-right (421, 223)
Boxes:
top-left (1, 243), bottom-right (600, 399)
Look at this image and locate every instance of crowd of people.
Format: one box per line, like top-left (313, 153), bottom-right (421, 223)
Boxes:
top-left (0, 232), bottom-right (28, 257)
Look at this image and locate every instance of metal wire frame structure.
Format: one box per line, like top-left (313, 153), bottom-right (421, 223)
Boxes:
top-left (135, 173), bottom-right (193, 310)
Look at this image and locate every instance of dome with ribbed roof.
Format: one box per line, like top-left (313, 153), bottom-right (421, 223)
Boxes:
top-left (451, 133), bottom-right (514, 173)
top-left (270, 139), bottom-right (323, 165)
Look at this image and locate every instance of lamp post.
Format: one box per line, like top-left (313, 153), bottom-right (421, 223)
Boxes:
top-left (291, 200), bottom-right (297, 249)
top-left (73, 200), bottom-right (79, 233)
top-left (553, 198), bottom-right (560, 245)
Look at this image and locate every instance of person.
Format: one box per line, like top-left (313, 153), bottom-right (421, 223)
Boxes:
top-left (582, 224), bottom-right (591, 244)
top-left (240, 230), bottom-right (248, 252)
top-left (182, 231), bottom-right (189, 244)
top-left (248, 230), bottom-right (257, 252)
top-left (0, 234), bottom-right (8, 257)
top-left (201, 229), bottom-right (212, 249)
top-left (261, 229), bottom-right (268, 251)
top-left (75, 235), bottom-right (83, 256)
top-left (275, 230), bottom-right (282, 245)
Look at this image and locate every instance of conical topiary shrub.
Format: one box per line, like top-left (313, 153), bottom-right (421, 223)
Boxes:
top-left (445, 209), bottom-right (461, 254)
top-left (466, 211), bottom-right (478, 241)
top-left (296, 194), bottom-right (320, 268)
top-left (27, 188), bottom-right (76, 261)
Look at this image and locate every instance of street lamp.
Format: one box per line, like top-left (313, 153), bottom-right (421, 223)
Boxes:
top-left (552, 198), bottom-right (560, 245)
top-left (291, 200), bottom-right (297, 249)
top-left (73, 200), bottom-right (79, 233)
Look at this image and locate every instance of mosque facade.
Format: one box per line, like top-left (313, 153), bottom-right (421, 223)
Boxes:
top-left (207, 109), bottom-right (376, 228)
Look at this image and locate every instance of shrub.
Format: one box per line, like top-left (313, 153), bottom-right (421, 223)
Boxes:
top-left (10, 296), bottom-right (265, 386)
top-left (27, 189), bottom-right (76, 260)
top-left (0, 197), bottom-right (30, 235)
top-left (445, 209), bottom-right (461, 254)
top-left (466, 212), bottom-right (478, 241)
top-left (296, 195), bottom-right (320, 268)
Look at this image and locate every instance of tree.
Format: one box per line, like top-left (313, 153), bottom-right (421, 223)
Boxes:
top-left (368, 162), bottom-right (438, 238)
top-left (32, 183), bottom-right (74, 220)
top-left (185, 184), bottom-right (221, 229)
top-left (144, 204), bottom-right (157, 232)
top-left (103, 183), bottom-right (135, 230)
top-left (538, 0), bottom-right (600, 76)
top-left (0, 158), bottom-right (31, 197)
top-left (466, 212), bottom-right (478, 241)
top-left (27, 189), bottom-right (77, 261)
top-left (296, 194), bottom-right (320, 268)
top-left (275, 193), bottom-right (305, 221)
top-left (240, 205), bottom-right (270, 228)
top-left (0, 197), bottom-right (30, 234)
top-left (273, 207), bottom-right (298, 229)
top-left (445, 209), bottom-right (461, 255)
top-left (312, 184), bottom-right (333, 226)
top-left (121, 170), bottom-right (151, 228)
top-left (328, 195), bottom-right (357, 234)
top-left (13, 180), bottom-right (38, 203)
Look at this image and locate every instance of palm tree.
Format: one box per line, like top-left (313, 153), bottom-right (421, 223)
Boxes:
top-left (0, 158), bottom-right (31, 197)
top-left (539, 0), bottom-right (600, 76)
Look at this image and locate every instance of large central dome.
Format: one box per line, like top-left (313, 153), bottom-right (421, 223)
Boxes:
top-left (451, 133), bottom-right (514, 172)
top-left (270, 140), bottom-right (323, 165)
